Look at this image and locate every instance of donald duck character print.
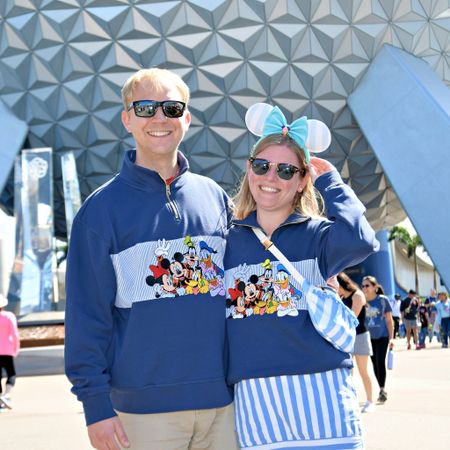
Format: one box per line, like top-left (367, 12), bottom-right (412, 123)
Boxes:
top-left (225, 260), bottom-right (304, 319)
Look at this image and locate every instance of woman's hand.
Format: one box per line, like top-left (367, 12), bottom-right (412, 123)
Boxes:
top-left (326, 275), bottom-right (339, 292)
top-left (308, 157), bottom-right (335, 183)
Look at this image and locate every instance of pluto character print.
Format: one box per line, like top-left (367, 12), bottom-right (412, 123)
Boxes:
top-left (110, 235), bottom-right (226, 308)
top-left (225, 259), bottom-right (307, 319)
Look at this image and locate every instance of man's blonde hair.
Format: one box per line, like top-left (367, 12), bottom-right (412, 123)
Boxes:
top-left (232, 135), bottom-right (323, 220)
top-left (121, 68), bottom-right (190, 110)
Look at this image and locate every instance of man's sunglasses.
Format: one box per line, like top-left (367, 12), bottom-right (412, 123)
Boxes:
top-left (127, 100), bottom-right (186, 118)
top-left (248, 157), bottom-right (306, 181)
top-left (361, 284), bottom-right (372, 288)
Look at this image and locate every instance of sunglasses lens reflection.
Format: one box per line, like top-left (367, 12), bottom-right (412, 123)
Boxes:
top-left (132, 101), bottom-right (185, 118)
top-left (277, 164), bottom-right (297, 180)
top-left (249, 158), bottom-right (299, 181)
top-left (162, 101), bottom-right (185, 118)
top-left (135, 103), bottom-right (155, 117)
top-left (251, 159), bottom-right (270, 175)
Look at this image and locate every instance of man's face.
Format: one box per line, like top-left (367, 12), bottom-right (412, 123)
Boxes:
top-left (121, 79), bottom-right (191, 164)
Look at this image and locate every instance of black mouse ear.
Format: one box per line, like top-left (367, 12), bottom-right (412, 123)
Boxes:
top-left (173, 252), bottom-right (184, 262)
top-left (249, 274), bottom-right (259, 284)
top-left (237, 281), bottom-right (246, 291)
top-left (161, 258), bottom-right (171, 269)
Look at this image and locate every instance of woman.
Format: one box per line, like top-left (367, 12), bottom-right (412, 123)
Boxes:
top-left (225, 105), bottom-right (379, 450)
top-left (337, 272), bottom-right (375, 413)
top-left (361, 276), bottom-right (394, 404)
top-left (0, 294), bottom-right (20, 411)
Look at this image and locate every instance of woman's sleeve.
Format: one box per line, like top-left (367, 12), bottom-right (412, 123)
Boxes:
top-left (383, 296), bottom-right (393, 314)
top-left (314, 170), bottom-right (380, 279)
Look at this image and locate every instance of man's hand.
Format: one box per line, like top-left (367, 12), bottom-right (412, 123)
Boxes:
top-left (308, 157), bottom-right (335, 183)
top-left (88, 416), bottom-right (130, 450)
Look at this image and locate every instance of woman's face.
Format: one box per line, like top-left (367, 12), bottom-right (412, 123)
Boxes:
top-left (247, 144), bottom-right (307, 217)
top-left (362, 279), bottom-right (376, 297)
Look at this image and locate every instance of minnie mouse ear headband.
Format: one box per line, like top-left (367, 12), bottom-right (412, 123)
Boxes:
top-left (245, 103), bottom-right (331, 164)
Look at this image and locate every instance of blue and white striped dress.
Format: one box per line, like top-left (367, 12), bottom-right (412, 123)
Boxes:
top-left (234, 368), bottom-right (363, 449)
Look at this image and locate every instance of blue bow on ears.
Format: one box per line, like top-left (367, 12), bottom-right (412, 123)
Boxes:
top-left (261, 106), bottom-right (310, 163)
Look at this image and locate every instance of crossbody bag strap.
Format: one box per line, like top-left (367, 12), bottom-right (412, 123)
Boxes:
top-left (252, 227), bottom-right (358, 354)
top-left (251, 227), bottom-right (305, 286)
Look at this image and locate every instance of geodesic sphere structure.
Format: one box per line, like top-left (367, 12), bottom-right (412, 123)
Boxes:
top-left (1, 0), bottom-right (449, 237)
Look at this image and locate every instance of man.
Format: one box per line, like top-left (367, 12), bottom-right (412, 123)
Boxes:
top-left (400, 289), bottom-right (420, 350)
top-left (65, 68), bottom-right (238, 450)
top-left (417, 298), bottom-right (429, 349)
top-left (424, 289), bottom-right (438, 342)
top-left (389, 293), bottom-right (402, 339)
top-left (425, 288), bottom-right (438, 306)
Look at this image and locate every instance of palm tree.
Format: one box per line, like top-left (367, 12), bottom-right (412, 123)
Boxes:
top-left (388, 225), bottom-right (423, 294)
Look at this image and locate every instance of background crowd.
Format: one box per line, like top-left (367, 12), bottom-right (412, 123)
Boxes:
top-left (335, 274), bottom-right (450, 415)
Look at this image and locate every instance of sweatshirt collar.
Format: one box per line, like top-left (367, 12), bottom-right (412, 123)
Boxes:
top-left (232, 210), bottom-right (310, 229)
top-left (119, 149), bottom-right (190, 191)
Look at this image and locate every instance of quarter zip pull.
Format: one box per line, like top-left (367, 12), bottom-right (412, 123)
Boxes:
top-left (166, 183), bottom-right (181, 221)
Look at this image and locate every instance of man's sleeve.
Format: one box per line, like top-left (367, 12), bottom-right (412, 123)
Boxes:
top-left (64, 216), bottom-right (118, 426)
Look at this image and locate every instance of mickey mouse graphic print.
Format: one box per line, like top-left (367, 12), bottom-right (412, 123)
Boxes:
top-left (111, 234), bottom-right (226, 307)
top-left (225, 259), bottom-right (313, 319)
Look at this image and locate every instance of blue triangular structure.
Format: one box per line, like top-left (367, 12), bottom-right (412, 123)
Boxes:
top-left (348, 44), bottom-right (450, 289)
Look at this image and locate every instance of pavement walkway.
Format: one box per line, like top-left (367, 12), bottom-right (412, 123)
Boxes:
top-left (1, 339), bottom-right (449, 449)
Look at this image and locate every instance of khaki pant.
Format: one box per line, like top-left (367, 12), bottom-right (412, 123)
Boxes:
top-left (118, 403), bottom-right (239, 450)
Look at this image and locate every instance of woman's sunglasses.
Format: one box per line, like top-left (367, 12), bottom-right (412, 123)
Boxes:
top-left (248, 157), bottom-right (306, 181)
top-left (127, 100), bottom-right (186, 118)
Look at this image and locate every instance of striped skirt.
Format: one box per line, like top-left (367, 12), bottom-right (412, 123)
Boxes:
top-left (234, 368), bottom-right (363, 449)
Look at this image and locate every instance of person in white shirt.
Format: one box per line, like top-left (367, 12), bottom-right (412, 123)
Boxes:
top-left (389, 293), bottom-right (402, 339)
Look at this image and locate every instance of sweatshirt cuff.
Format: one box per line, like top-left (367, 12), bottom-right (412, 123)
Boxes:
top-left (82, 392), bottom-right (117, 426)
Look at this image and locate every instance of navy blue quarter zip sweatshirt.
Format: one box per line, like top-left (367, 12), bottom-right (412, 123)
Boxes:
top-left (224, 170), bottom-right (380, 384)
top-left (65, 150), bottom-right (233, 425)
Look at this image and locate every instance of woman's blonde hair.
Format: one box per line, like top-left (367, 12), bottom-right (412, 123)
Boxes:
top-left (121, 68), bottom-right (190, 110)
top-left (232, 134), bottom-right (323, 220)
